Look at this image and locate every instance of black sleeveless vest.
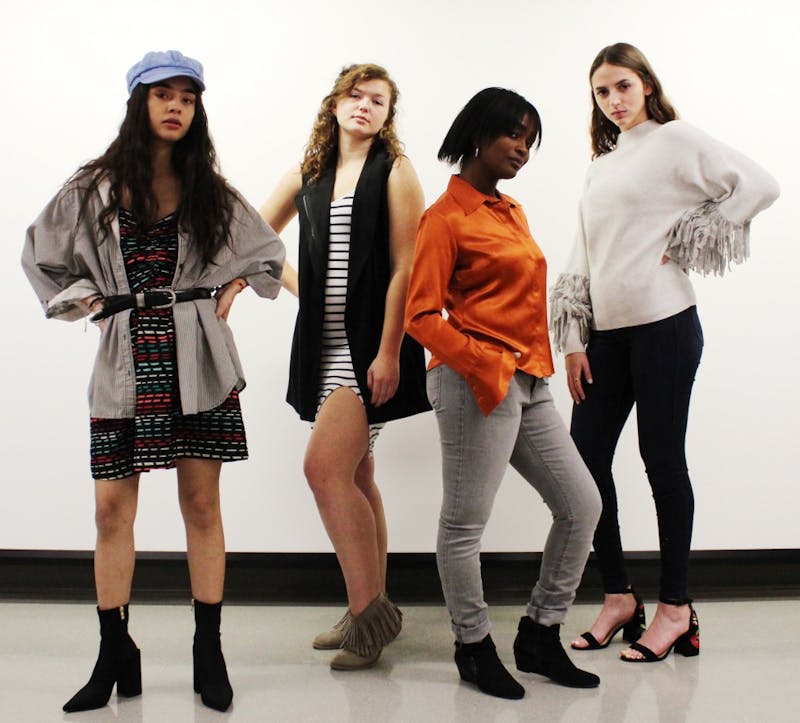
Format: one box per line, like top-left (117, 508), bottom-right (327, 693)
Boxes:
top-left (287, 140), bottom-right (430, 424)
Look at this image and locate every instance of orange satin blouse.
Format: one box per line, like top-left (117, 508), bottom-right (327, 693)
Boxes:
top-left (405, 175), bottom-right (554, 416)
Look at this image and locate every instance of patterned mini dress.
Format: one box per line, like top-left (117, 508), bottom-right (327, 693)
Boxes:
top-left (89, 209), bottom-right (248, 480)
top-left (316, 193), bottom-right (383, 452)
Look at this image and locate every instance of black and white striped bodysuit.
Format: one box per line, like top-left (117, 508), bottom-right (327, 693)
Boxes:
top-left (316, 193), bottom-right (384, 451)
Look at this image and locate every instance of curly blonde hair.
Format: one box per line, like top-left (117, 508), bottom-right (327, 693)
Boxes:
top-left (301, 63), bottom-right (403, 184)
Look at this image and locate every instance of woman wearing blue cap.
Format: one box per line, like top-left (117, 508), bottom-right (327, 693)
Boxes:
top-left (22, 50), bottom-right (285, 712)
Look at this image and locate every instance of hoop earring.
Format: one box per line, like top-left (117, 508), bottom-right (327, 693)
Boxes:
top-left (474, 147), bottom-right (479, 158)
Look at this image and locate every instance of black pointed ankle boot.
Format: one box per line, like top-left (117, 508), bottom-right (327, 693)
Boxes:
top-left (513, 616), bottom-right (600, 688)
top-left (454, 634), bottom-right (525, 699)
top-left (63, 604), bottom-right (142, 713)
top-left (193, 600), bottom-right (233, 712)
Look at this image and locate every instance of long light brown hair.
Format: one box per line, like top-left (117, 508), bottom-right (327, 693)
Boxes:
top-left (301, 63), bottom-right (403, 184)
top-left (589, 43), bottom-right (678, 158)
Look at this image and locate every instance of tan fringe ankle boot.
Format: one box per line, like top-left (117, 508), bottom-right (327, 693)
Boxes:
top-left (330, 593), bottom-right (402, 670)
top-left (312, 610), bottom-right (351, 650)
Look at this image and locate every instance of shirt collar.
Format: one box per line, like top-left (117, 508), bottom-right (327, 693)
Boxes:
top-left (447, 174), bottom-right (519, 215)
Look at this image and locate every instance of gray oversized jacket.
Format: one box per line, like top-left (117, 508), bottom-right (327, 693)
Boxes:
top-left (22, 175), bottom-right (285, 418)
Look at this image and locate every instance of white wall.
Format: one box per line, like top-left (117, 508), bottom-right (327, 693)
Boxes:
top-left (2, 0), bottom-right (797, 552)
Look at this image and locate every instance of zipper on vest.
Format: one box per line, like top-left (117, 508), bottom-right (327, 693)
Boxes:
top-left (302, 196), bottom-right (319, 244)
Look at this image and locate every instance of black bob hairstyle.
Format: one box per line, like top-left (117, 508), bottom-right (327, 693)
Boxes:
top-left (438, 88), bottom-right (542, 167)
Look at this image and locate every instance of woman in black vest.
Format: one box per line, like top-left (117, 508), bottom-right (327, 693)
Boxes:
top-left (260, 64), bottom-right (429, 670)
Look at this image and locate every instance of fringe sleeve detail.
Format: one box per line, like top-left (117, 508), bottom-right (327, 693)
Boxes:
top-left (549, 273), bottom-right (592, 354)
top-left (666, 201), bottom-right (750, 276)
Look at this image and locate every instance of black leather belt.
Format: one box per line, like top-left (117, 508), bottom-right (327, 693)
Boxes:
top-left (90, 287), bottom-right (213, 322)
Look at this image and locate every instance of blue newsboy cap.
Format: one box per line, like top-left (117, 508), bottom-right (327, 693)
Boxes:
top-left (126, 50), bottom-right (205, 94)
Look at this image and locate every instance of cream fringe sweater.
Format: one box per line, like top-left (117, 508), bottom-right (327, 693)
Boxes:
top-left (550, 119), bottom-right (780, 354)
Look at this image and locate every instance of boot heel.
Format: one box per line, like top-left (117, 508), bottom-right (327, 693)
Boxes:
top-left (116, 647), bottom-right (142, 697)
top-left (454, 655), bottom-right (478, 684)
top-left (192, 645), bottom-right (203, 693)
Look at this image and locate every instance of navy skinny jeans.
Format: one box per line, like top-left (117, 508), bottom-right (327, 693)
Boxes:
top-left (570, 306), bottom-right (704, 604)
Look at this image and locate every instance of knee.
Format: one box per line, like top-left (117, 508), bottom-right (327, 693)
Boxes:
top-left (570, 438), bottom-right (612, 483)
top-left (439, 502), bottom-right (490, 536)
top-left (353, 460), bottom-right (377, 496)
top-left (585, 484), bottom-right (603, 527)
top-left (303, 454), bottom-right (324, 491)
top-left (569, 488), bottom-right (603, 535)
top-left (95, 497), bottom-right (135, 538)
top-left (552, 477), bottom-right (602, 533)
top-left (640, 444), bottom-right (691, 493)
top-left (181, 489), bottom-right (221, 530)
top-left (644, 462), bottom-right (691, 492)
top-left (648, 471), bottom-right (694, 508)
top-left (437, 517), bottom-right (487, 563)
top-left (438, 516), bottom-right (481, 546)
top-left (580, 450), bottom-right (614, 485)
top-left (639, 431), bottom-right (688, 475)
top-left (303, 454), bottom-right (340, 503)
top-left (575, 467), bottom-right (603, 522)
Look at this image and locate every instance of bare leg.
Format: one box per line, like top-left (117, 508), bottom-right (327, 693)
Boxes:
top-left (94, 476), bottom-right (140, 609)
top-left (621, 602), bottom-right (692, 660)
top-left (305, 388), bottom-right (381, 615)
top-left (571, 592), bottom-right (639, 649)
top-left (177, 458), bottom-right (225, 603)
top-left (178, 459), bottom-right (232, 710)
top-left (63, 476), bottom-right (142, 713)
top-left (353, 453), bottom-right (388, 590)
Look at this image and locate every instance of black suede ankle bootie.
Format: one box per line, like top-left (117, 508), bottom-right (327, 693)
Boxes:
top-left (513, 616), bottom-right (600, 688)
top-left (193, 600), bottom-right (233, 712)
top-left (454, 634), bottom-right (525, 699)
top-left (63, 604), bottom-right (142, 713)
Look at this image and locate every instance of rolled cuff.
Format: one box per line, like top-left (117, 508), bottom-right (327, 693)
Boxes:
top-left (45, 279), bottom-right (102, 321)
top-left (242, 269), bottom-right (283, 300)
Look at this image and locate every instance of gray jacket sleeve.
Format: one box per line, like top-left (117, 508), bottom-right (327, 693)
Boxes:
top-left (21, 185), bottom-right (102, 321)
top-left (228, 195), bottom-right (285, 298)
top-left (174, 194), bottom-right (285, 297)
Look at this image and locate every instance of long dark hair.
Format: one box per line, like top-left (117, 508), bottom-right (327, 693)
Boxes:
top-left (74, 81), bottom-right (235, 263)
top-left (589, 42), bottom-right (678, 158)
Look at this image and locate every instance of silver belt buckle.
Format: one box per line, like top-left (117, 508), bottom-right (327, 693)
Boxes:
top-left (150, 287), bottom-right (177, 309)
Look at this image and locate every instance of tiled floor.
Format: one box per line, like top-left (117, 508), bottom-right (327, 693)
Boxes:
top-left (0, 599), bottom-right (795, 722)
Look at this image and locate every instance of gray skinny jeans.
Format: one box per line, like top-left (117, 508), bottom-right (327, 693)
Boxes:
top-left (428, 365), bottom-right (601, 643)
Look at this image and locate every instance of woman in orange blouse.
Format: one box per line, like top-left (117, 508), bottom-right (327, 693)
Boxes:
top-left (405, 88), bottom-right (602, 700)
